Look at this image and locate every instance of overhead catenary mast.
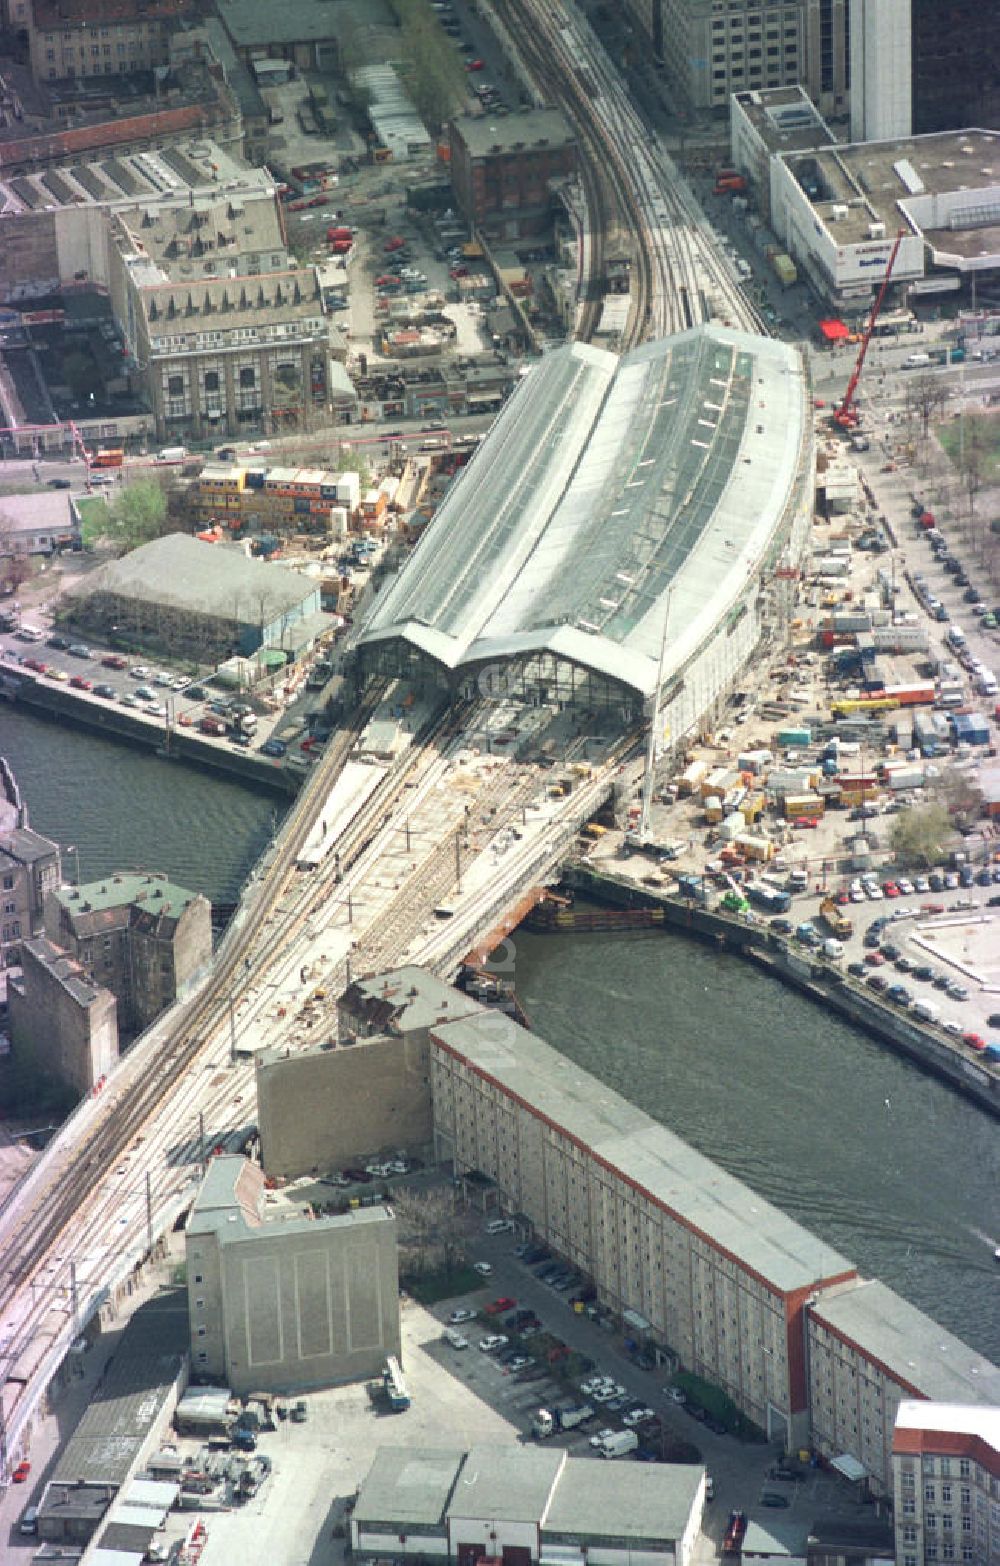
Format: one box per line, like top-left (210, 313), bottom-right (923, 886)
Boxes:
top-left (639, 587), bottom-right (673, 841)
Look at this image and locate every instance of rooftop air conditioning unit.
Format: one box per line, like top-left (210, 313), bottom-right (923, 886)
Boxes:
top-left (868, 221), bottom-right (885, 239)
top-left (830, 202), bottom-right (848, 221)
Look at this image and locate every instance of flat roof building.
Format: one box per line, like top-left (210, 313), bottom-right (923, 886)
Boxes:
top-left (449, 110), bottom-right (576, 238)
top-left (429, 1008), bottom-right (856, 1448)
top-left (352, 1445), bottom-right (706, 1566)
top-left (806, 1281), bottom-right (1000, 1493)
top-left (186, 1155), bottom-right (400, 1394)
top-left (771, 127), bottom-right (1000, 307)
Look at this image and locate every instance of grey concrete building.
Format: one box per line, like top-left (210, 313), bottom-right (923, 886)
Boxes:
top-left (625, 0), bottom-right (850, 117)
top-left (258, 969), bottom-right (486, 1178)
top-left (8, 935), bottom-right (117, 1094)
top-left (186, 1155), bottom-right (401, 1394)
top-left (352, 1444), bottom-right (706, 1566)
top-left (0, 825), bottom-right (62, 969)
top-left (429, 1008), bottom-right (858, 1450)
top-left (806, 1281), bottom-right (1000, 1496)
top-left (44, 869), bottom-right (211, 1036)
top-left (59, 534), bottom-right (325, 663)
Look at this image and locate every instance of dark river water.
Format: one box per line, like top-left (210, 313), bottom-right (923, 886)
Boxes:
top-left (3, 707), bottom-right (998, 1361)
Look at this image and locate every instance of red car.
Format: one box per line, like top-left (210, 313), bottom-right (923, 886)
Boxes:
top-left (467, 58), bottom-right (484, 70)
top-left (12, 1459), bottom-right (30, 1482)
top-left (70, 675), bottom-right (93, 690)
top-left (449, 265), bottom-right (469, 279)
top-left (922, 902), bottom-right (945, 915)
top-left (865, 951), bottom-right (886, 966)
top-left (23, 657), bottom-right (48, 673)
top-left (484, 1296), bottom-right (516, 1316)
top-left (883, 881), bottom-right (900, 898)
top-left (962, 1032), bottom-right (986, 1052)
top-left (834, 890), bottom-right (850, 905)
top-left (101, 653), bottom-right (128, 669)
top-left (375, 274), bottom-right (401, 287)
top-left (796, 815), bottom-right (819, 829)
top-left (384, 236), bottom-right (405, 252)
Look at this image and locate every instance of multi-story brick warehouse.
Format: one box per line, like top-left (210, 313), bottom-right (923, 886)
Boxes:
top-left (892, 1402), bottom-right (1000, 1566)
top-left (807, 1282), bottom-right (1000, 1496)
top-left (429, 1010), bottom-right (859, 1449)
top-left (448, 110), bottom-right (577, 241)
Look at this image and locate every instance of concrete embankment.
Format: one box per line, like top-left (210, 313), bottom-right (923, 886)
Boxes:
top-left (555, 863), bottom-right (1000, 1118)
top-left (0, 664), bottom-right (300, 797)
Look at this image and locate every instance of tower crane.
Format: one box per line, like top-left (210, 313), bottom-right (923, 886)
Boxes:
top-left (833, 227), bottom-right (907, 430)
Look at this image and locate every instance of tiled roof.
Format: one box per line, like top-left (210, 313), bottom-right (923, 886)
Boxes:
top-left (0, 103), bottom-right (207, 168)
top-left (31, 0), bottom-right (195, 28)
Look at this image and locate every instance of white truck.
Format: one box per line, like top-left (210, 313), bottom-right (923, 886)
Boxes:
top-left (597, 1429), bottom-right (639, 1459)
top-left (533, 1404), bottom-right (595, 1438)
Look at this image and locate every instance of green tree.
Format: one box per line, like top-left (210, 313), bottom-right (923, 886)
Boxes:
top-left (102, 478), bottom-right (170, 551)
top-left (890, 802), bottom-right (950, 867)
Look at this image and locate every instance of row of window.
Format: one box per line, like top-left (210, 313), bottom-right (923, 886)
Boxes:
top-left (1, 922), bottom-right (22, 941)
top-left (46, 41), bottom-right (143, 60)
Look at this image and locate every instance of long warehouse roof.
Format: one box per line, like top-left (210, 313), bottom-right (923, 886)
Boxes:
top-left (358, 326), bottom-right (807, 698)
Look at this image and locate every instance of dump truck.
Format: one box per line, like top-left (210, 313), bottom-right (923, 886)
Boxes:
top-left (819, 897), bottom-right (853, 938)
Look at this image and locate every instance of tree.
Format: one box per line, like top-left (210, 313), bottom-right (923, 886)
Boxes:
top-left (890, 802), bottom-right (950, 867)
top-left (392, 1186), bottom-right (467, 1278)
top-left (100, 478), bottom-right (170, 552)
top-left (905, 373), bottom-right (948, 441)
top-left (933, 770), bottom-right (984, 833)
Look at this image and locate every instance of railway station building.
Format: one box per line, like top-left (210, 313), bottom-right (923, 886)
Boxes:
top-left (185, 1155), bottom-right (401, 1395)
top-left (356, 326), bottom-right (811, 749)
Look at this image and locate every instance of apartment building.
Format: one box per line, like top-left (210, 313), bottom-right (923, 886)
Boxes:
top-left (8, 936), bottom-right (117, 1095)
top-left (807, 1282), bottom-right (1000, 1496)
top-left (186, 1155), bottom-right (401, 1395)
top-left (625, 0), bottom-right (850, 116)
top-left (0, 826), bottom-right (62, 969)
top-left (429, 1009), bottom-right (858, 1450)
top-left (44, 872), bottom-right (211, 1035)
top-left (24, 0), bottom-right (197, 86)
top-left (892, 1402), bottom-right (1000, 1566)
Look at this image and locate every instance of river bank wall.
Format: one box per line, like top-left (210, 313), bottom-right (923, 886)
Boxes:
top-left (555, 863), bottom-right (1000, 1118)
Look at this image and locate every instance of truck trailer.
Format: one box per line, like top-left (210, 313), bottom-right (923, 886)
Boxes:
top-left (532, 1403), bottom-right (595, 1438)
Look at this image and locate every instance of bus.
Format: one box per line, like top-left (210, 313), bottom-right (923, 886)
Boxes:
top-left (90, 448), bottom-right (124, 468)
top-left (383, 1356), bottom-right (410, 1412)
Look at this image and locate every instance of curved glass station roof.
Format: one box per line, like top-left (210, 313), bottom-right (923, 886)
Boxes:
top-left (358, 326), bottom-right (808, 700)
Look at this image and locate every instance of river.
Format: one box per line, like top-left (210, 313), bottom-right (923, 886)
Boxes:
top-left (3, 709), bottom-right (998, 1362)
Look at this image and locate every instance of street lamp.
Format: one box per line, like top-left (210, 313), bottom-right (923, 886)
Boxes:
top-left (64, 844), bottom-right (81, 885)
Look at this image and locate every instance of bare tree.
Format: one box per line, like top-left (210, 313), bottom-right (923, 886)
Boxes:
top-left (905, 373), bottom-right (948, 441)
top-left (392, 1186), bottom-right (467, 1277)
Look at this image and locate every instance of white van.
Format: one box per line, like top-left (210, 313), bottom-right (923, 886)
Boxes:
top-left (485, 1217), bottom-right (513, 1235)
top-left (912, 999), bottom-right (940, 1024)
top-left (904, 352), bottom-right (931, 369)
top-left (976, 671), bottom-right (998, 697)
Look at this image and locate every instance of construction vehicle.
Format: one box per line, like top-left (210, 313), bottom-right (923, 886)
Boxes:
top-left (819, 897), bottom-right (853, 938)
top-left (833, 228), bottom-right (906, 430)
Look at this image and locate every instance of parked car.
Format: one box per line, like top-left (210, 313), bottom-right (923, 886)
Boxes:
top-left (478, 1334), bottom-right (508, 1353)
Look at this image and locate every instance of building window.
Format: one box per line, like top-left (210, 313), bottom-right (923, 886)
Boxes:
top-left (1, 876), bottom-right (12, 891)
top-left (3, 901), bottom-right (14, 915)
top-left (943, 1487), bottom-right (953, 1505)
top-left (903, 1528), bottom-right (916, 1545)
top-left (196, 1325), bottom-right (206, 1337)
top-left (194, 1274), bottom-right (203, 1284)
top-left (197, 1350), bottom-right (207, 1362)
top-left (927, 1486), bottom-right (937, 1502)
top-left (959, 1461), bottom-right (970, 1479)
top-left (239, 367), bottom-right (255, 388)
top-left (903, 1499), bottom-right (916, 1517)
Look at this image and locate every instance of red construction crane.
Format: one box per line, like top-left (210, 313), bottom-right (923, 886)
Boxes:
top-left (833, 226), bottom-right (906, 430)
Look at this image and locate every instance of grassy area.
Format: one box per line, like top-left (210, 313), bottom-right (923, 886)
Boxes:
top-left (404, 1264), bottom-right (482, 1305)
top-left (674, 1370), bottom-right (767, 1442)
top-left (938, 411), bottom-right (1000, 482)
top-left (0, 482), bottom-right (38, 497)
